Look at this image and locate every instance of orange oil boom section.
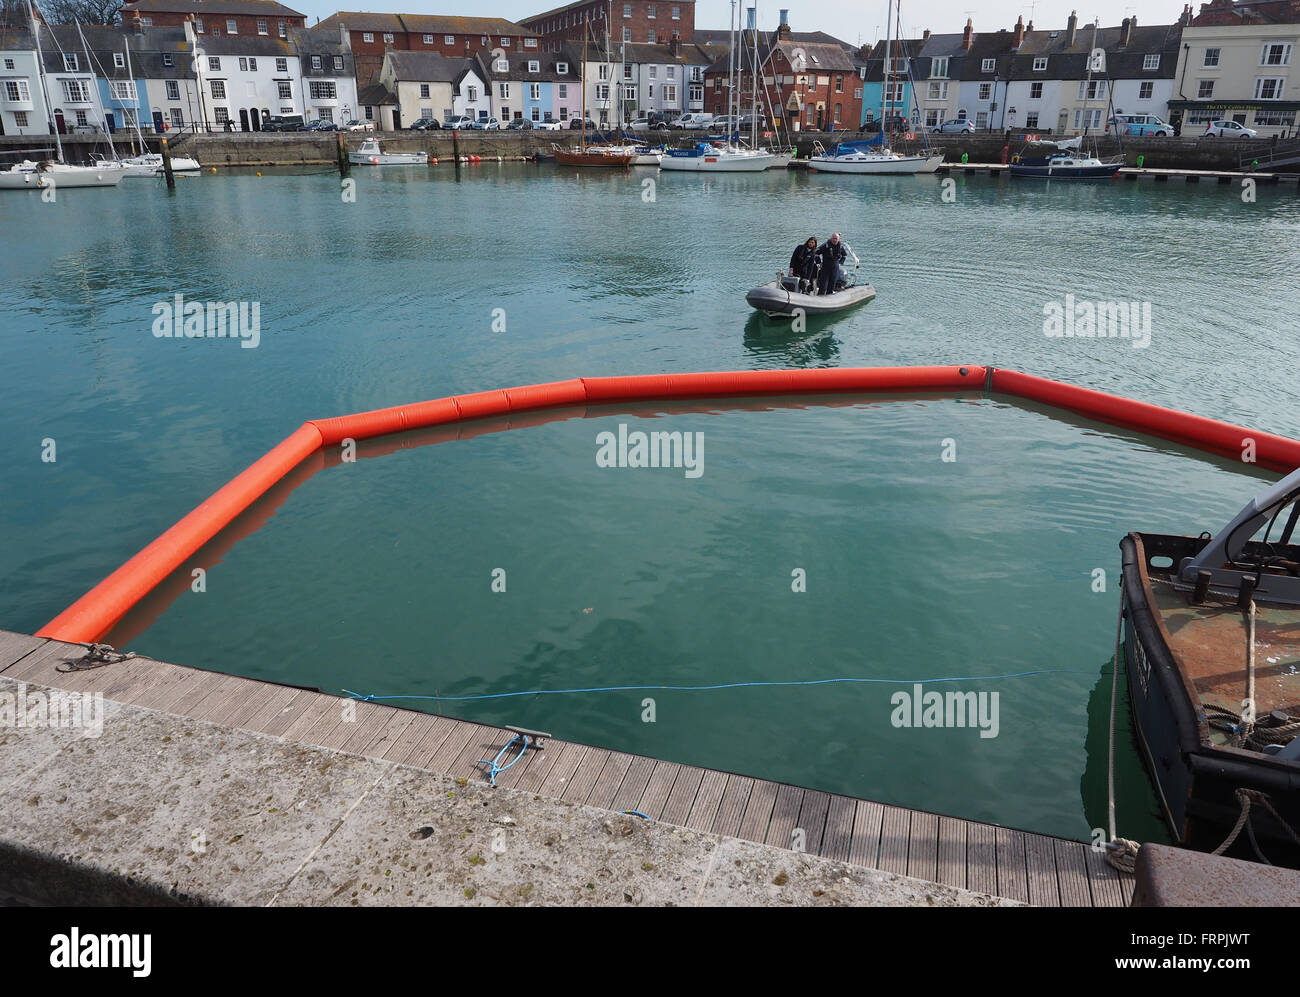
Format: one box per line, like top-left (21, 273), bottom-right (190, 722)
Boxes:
top-left (37, 366), bottom-right (1300, 644)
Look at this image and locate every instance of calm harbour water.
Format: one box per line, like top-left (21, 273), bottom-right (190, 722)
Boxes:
top-left (2, 164), bottom-right (1298, 842)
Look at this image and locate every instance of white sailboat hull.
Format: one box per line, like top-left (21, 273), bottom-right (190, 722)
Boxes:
top-left (0, 163), bottom-right (123, 188)
top-left (810, 152), bottom-right (944, 175)
top-left (660, 150), bottom-right (774, 172)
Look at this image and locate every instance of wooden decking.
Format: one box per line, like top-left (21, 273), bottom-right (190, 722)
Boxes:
top-left (0, 629), bottom-right (1132, 906)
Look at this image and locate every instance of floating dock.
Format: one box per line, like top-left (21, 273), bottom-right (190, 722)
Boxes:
top-left (0, 629), bottom-right (1133, 906)
top-left (933, 162), bottom-right (1300, 184)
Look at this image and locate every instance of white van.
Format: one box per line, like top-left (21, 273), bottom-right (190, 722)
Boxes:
top-left (672, 112), bottom-right (715, 130)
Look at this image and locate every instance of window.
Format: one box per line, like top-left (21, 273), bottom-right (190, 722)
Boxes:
top-left (835, 74), bottom-right (842, 92)
top-left (927, 81), bottom-right (948, 100)
top-left (334, 56), bottom-right (344, 71)
top-left (499, 82), bottom-right (510, 98)
top-left (3, 58), bottom-right (12, 69)
top-left (310, 55), bottom-right (320, 70)
top-left (673, 5), bottom-right (680, 18)
top-left (978, 82), bottom-right (991, 100)
top-left (689, 83), bottom-right (702, 102)
top-left (648, 4), bottom-right (655, 17)
top-left (423, 34), bottom-right (434, 44)
top-left (1025, 111), bottom-right (1038, 128)
top-left (317, 107), bottom-right (333, 121)
top-left (281, 106), bottom-right (293, 113)
top-left (623, 83), bottom-right (635, 100)
top-left (1262, 42), bottom-right (1292, 66)
top-left (931, 56), bottom-right (948, 78)
top-left (525, 38), bottom-right (537, 48)
top-left (226, 19), bottom-right (236, 34)
top-left (210, 79), bottom-right (226, 99)
top-left (528, 60), bottom-right (539, 72)
top-left (249, 58), bottom-right (257, 71)
top-left (1074, 107), bottom-right (1102, 129)
top-left (363, 33), bottom-right (374, 43)
top-left (383, 33), bottom-right (394, 43)
top-left (1143, 54), bottom-right (1159, 70)
top-left (4, 80), bottom-right (30, 101)
top-left (495, 58), bottom-right (508, 71)
top-left (113, 52), bottom-right (125, 68)
top-left (170, 108), bottom-right (184, 127)
top-left (648, 30), bottom-right (655, 43)
top-left (647, 84), bottom-right (653, 98)
top-left (214, 107), bottom-right (229, 124)
top-left (279, 21), bottom-right (286, 38)
top-left (240, 57), bottom-right (249, 71)
top-left (531, 105), bottom-right (540, 120)
top-left (623, 64), bottom-right (633, 79)
top-left (163, 53), bottom-right (173, 67)
top-left (623, 27), bottom-right (631, 42)
top-left (309, 81), bottom-right (336, 99)
top-left (975, 111), bottom-right (988, 128)
top-left (419, 83), bottom-right (430, 97)
top-left (209, 57), bottom-right (220, 71)
top-left (596, 83), bottom-right (609, 100)
top-left (466, 85), bottom-right (477, 100)
top-left (1029, 81), bottom-right (1042, 99)
top-left (885, 81), bottom-right (903, 102)
top-left (1197, 80), bottom-right (1214, 98)
top-left (649, 66), bottom-right (656, 79)
top-left (1256, 77), bottom-right (1286, 99)
top-left (1203, 48), bottom-right (1219, 68)
top-left (667, 66), bottom-right (675, 79)
top-left (257, 19), bottom-right (267, 35)
top-left (502, 37), bottom-right (510, 46)
top-left (1077, 79), bottom-right (1106, 100)
top-left (558, 62), bottom-right (568, 74)
top-left (278, 81), bottom-right (291, 99)
top-left (141, 16), bottom-right (151, 26)
top-left (1032, 57), bottom-right (1047, 72)
top-left (664, 84), bottom-right (675, 101)
top-left (559, 107), bottom-right (568, 119)
top-left (1255, 108), bottom-right (1296, 126)
top-left (924, 109), bottom-right (940, 127)
top-left (599, 64), bottom-right (608, 80)
top-left (690, 66), bottom-right (702, 81)
top-left (63, 53), bottom-right (78, 71)
top-left (623, 3), bottom-right (631, 16)
top-left (276, 58), bottom-right (287, 72)
top-left (110, 81), bottom-right (135, 100)
top-left (165, 80), bottom-right (180, 100)
top-left (1139, 81), bottom-right (1153, 99)
top-left (529, 82), bottom-right (540, 99)
top-left (61, 79), bottom-right (90, 102)
top-left (364, 105), bottom-right (374, 120)
top-left (981, 58), bottom-right (995, 72)
top-left (558, 82), bottom-right (568, 99)
top-left (74, 109), bottom-right (88, 125)
top-left (445, 34), bottom-right (455, 44)
top-left (195, 17), bottom-right (204, 32)
top-left (854, 86), bottom-right (862, 99)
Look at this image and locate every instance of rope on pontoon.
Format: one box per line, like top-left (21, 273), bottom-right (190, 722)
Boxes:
top-left (478, 733), bottom-right (530, 787)
top-left (1105, 578), bottom-right (1141, 875)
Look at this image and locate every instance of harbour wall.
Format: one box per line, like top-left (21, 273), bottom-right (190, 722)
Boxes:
top-left (0, 130), bottom-right (1286, 172)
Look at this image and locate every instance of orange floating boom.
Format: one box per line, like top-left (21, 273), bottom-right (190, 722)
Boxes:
top-left (36, 365), bottom-right (1300, 644)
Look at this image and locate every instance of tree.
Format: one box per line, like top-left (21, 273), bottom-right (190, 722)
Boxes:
top-left (37, 0), bottom-right (124, 25)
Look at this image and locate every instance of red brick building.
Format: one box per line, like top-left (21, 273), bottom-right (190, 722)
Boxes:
top-left (522, 0), bottom-right (696, 51)
top-left (1188, 0), bottom-right (1300, 25)
top-left (703, 17), bottom-right (862, 131)
top-left (118, 0), bottom-right (305, 38)
top-left (314, 12), bottom-right (538, 87)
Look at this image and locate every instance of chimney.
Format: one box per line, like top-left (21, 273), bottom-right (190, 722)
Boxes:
top-left (1013, 15), bottom-right (1024, 47)
top-left (777, 9), bottom-right (791, 40)
top-left (922, 28), bottom-right (930, 40)
top-left (133, 11), bottom-right (144, 34)
top-left (1027, 20), bottom-right (1033, 31)
top-left (961, 17), bottom-right (973, 50)
top-left (1120, 16), bottom-right (1132, 46)
top-left (1067, 10), bottom-right (1078, 46)
top-left (669, 36), bottom-right (680, 57)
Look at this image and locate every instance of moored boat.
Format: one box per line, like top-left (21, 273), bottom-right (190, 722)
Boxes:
top-left (348, 138), bottom-right (428, 165)
top-left (660, 141), bottom-right (773, 172)
top-left (554, 147), bottom-right (634, 167)
top-left (1120, 468), bottom-right (1300, 866)
top-left (1009, 138), bottom-right (1122, 179)
top-left (809, 139), bottom-right (943, 175)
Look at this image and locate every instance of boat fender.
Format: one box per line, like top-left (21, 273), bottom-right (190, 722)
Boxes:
top-left (1010, 154), bottom-right (1020, 164)
top-left (431, 157), bottom-right (438, 165)
top-left (371, 156), bottom-right (379, 165)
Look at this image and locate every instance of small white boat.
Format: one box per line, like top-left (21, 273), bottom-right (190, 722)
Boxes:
top-left (349, 138), bottom-right (428, 165)
top-left (0, 160), bottom-right (124, 189)
top-left (586, 143), bottom-right (662, 166)
top-left (660, 141), bottom-right (773, 172)
top-left (809, 140), bottom-right (943, 175)
top-left (113, 152), bottom-right (203, 176)
top-left (747, 273), bottom-right (877, 317)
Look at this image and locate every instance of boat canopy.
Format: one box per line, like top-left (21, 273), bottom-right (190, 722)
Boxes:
top-left (831, 135), bottom-right (886, 152)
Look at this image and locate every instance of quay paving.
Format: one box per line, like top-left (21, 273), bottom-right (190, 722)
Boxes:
top-left (0, 630), bottom-right (1130, 906)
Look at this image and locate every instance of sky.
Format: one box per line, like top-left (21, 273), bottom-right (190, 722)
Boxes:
top-left (292, 0), bottom-right (1193, 48)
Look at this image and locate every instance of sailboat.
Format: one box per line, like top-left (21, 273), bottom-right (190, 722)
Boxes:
top-left (0, 2), bottom-right (122, 190)
top-left (661, 0), bottom-right (772, 172)
top-left (115, 38), bottom-right (201, 176)
top-left (809, 0), bottom-right (941, 175)
top-left (555, 24), bottom-right (632, 167)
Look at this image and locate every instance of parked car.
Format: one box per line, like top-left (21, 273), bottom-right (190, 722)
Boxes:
top-left (504, 117), bottom-right (534, 130)
top-left (535, 118), bottom-right (564, 130)
top-left (341, 119), bottom-right (374, 132)
top-left (1203, 119), bottom-right (1257, 139)
top-left (670, 112), bottom-right (714, 130)
top-left (443, 114), bottom-right (475, 130)
top-left (408, 117), bottom-right (440, 130)
top-left (263, 114), bottom-right (306, 132)
top-left (862, 114), bottom-right (910, 134)
top-left (711, 114), bottom-right (739, 133)
top-left (738, 114), bottom-right (767, 132)
top-left (304, 118), bottom-right (337, 132)
top-left (467, 116), bottom-right (501, 130)
top-left (932, 117), bottom-right (975, 135)
top-left (569, 116), bottom-right (598, 130)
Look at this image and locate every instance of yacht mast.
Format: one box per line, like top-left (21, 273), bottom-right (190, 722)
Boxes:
top-left (77, 21), bottom-right (118, 160)
top-left (1082, 15), bottom-right (1099, 137)
top-left (749, 4), bottom-right (758, 147)
top-left (879, 0), bottom-right (891, 132)
top-left (26, 0), bottom-right (65, 163)
top-left (123, 39), bottom-right (146, 154)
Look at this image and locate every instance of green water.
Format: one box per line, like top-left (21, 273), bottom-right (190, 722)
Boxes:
top-left (2, 165), bottom-right (1297, 842)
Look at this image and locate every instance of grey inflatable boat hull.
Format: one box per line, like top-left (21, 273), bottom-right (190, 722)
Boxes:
top-left (745, 280), bottom-right (877, 317)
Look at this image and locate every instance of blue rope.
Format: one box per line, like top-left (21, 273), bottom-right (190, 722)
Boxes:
top-left (623, 810), bottom-right (650, 819)
top-left (343, 669), bottom-right (1093, 705)
top-left (477, 733), bottom-right (530, 787)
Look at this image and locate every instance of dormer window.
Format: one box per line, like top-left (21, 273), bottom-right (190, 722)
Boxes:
top-left (226, 19), bottom-right (237, 34)
top-left (114, 52), bottom-right (125, 68)
top-left (1032, 57), bottom-right (1046, 71)
top-left (557, 61), bottom-right (568, 74)
top-left (1143, 54), bottom-right (1160, 71)
top-left (495, 59), bottom-right (508, 71)
top-left (312, 55), bottom-right (321, 70)
top-left (982, 58), bottom-right (995, 72)
top-left (64, 53), bottom-right (78, 70)
top-left (528, 60), bottom-right (539, 72)
top-left (162, 53), bottom-right (173, 67)
top-left (195, 17), bottom-right (204, 33)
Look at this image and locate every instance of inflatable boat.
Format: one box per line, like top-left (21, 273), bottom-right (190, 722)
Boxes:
top-left (746, 274), bottom-right (877, 317)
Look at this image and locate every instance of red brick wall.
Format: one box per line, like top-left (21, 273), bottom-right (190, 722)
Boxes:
top-left (181, 13), bottom-right (306, 35)
top-left (705, 55), bottom-right (862, 130)
top-left (524, 1), bottom-right (694, 46)
top-left (346, 29), bottom-right (534, 59)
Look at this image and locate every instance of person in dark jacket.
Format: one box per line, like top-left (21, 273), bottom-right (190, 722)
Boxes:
top-left (789, 236), bottom-right (818, 293)
top-left (816, 233), bottom-right (848, 295)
